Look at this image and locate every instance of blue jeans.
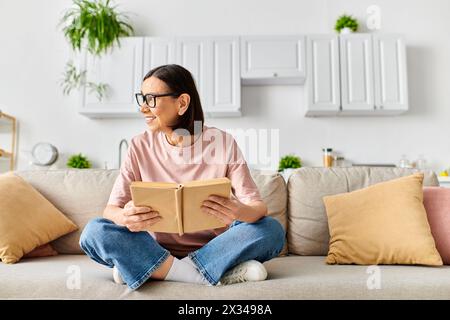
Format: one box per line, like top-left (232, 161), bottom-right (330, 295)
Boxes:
top-left (79, 216), bottom-right (285, 290)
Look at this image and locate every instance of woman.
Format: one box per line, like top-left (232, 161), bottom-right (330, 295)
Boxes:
top-left (80, 64), bottom-right (285, 290)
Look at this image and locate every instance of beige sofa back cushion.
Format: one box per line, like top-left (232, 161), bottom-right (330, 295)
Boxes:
top-left (15, 169), bottom-right (119, 254)
top-left (250, 169), bottom-right (288, 256)
top-left (287, 167), bottom-right (440, 256)
top-left (15, 169), bottom-right (288, 255)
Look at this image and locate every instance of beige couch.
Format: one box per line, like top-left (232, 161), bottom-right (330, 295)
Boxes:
top-left (1, 166), bottom-right (450, 299)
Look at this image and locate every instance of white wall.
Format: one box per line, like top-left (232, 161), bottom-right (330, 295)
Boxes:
top-left (0, 0), bottom-right (449, 173)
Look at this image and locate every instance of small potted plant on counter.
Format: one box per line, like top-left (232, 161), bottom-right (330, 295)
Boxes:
top-left (278, 154), bottom-right (302, 182)
top-left (335, 14), bottom-right (359, 34)
top-left (67, 153), bottom-right (92, 169)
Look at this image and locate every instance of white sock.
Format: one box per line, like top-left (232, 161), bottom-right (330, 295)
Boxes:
top-left (181, 256), bottom-right (198, 268)
top-left (164, 256), bottom-right (210, 285)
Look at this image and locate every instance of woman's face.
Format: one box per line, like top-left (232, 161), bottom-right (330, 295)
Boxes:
top-left (139, 76), bottom-right (190, 133)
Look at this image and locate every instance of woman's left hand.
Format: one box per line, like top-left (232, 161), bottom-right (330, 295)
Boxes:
top-left (201, 195), bottom-right (247, 226)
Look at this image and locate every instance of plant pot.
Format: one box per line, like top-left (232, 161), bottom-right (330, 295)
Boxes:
top-left (340, 27), bottom-right (353, 34)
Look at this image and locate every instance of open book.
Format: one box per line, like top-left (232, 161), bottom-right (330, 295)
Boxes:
top-left (130, 177), bottom-right (231, 236)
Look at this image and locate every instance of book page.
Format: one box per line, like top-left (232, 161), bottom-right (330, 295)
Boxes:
top-left (130, 182), bottom-right (182, 234)
top-left (182, 177), bottom-right (230, 187)
top-left (131, 181), bottom-right (179, 188)
top-left (182, 178), bottom-right (231, 233)
top-left (174, 187), bottom-right (183, 236)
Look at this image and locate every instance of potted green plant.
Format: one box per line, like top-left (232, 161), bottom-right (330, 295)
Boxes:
top-left (334, 14), bottom-right (359, 34)
top-left (59, 0), bottom-right (134, 101)
top-left (278, 154), bottom-right (302, 182)
top-left (67, 153), bottom-right (92, 169)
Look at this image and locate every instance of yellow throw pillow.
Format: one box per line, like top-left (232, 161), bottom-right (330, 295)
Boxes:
top-left (323, 173), bottom-right (442, 266)
top-left (0, 173), bottom-right (78, 264)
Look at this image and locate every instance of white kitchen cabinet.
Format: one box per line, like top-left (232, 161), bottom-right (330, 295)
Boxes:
top-left (143, 37), bottom-right (176, 76)
top-left (373, 34), bottom-right (408, 113)
top-left (207, 38), bottom-right (241, 117)
top-left (304, 35), bottom-right (340, 116)
top-left (79, 37), bottom-right (143, 118)
top-left (339, 34), bottom-right (375, 114)
top-left (305, 33), bottom-right (408, 117)
top-left (176, 37), bottom-right (210, 109)
top-left (77, 34), bottom-right (407, 119)
top-left (241, 35), bottom-right (306, 85)
top-left (79, 36), bottom-right (240, 118)
top-left (176, 37), bottom-right (241, 117)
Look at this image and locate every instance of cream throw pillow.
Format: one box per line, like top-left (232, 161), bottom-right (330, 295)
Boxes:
top-left (323, 173), bottom-right (442, 266)
top-left (0, 173), bottom-right (78, 264)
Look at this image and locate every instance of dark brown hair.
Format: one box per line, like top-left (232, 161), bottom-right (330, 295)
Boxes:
top-left (143, 64), bottom-right (204, 135)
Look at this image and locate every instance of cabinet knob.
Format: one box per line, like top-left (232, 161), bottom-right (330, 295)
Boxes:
top-left (273, 72), bottom-right (278, 77)
top-left (379, 105), bottom-right (384, 109)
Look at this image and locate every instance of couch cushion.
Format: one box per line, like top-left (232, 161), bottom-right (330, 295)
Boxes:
top-left (323, 173), bottom-right (442, 265)
top-left (423, 187), bottom-right (450, 264)
top-left (24, 244), bottom-right (58, 258)
top-left (15, 169), bottom-right (288, 256)
top-left (1, 254), bottom-right (449, 299)
top-left (287, 167), bottom-right (440, 256)
top-left (0, 173), bottom-right (78, 263)
top-left (250, 169), bottom-right (288, 256)
top-left (14, 169), bottom-right (119, 254)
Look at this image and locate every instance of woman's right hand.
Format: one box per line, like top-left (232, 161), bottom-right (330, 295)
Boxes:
top-left (115, 200), bottom-right (162, 232)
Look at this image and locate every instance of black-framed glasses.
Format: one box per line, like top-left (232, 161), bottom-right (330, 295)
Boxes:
top-left (135, 92), bottom-right (180, 108)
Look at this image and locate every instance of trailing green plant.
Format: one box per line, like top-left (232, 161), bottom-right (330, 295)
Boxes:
top-left (87, 81), bottom-right (108, 101)
top-left (59, 0), bottom-right (134, 101)
top-left (278, 154), bottom-right (302, 172)
top-left (60, 61), bottom-right (109, 100)
top-left (334, 14), bottom-right (359, 33)
top-left (67, 153), bottom-right (92, 169)
top-left (60, 61), bottom-right (86, 96)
